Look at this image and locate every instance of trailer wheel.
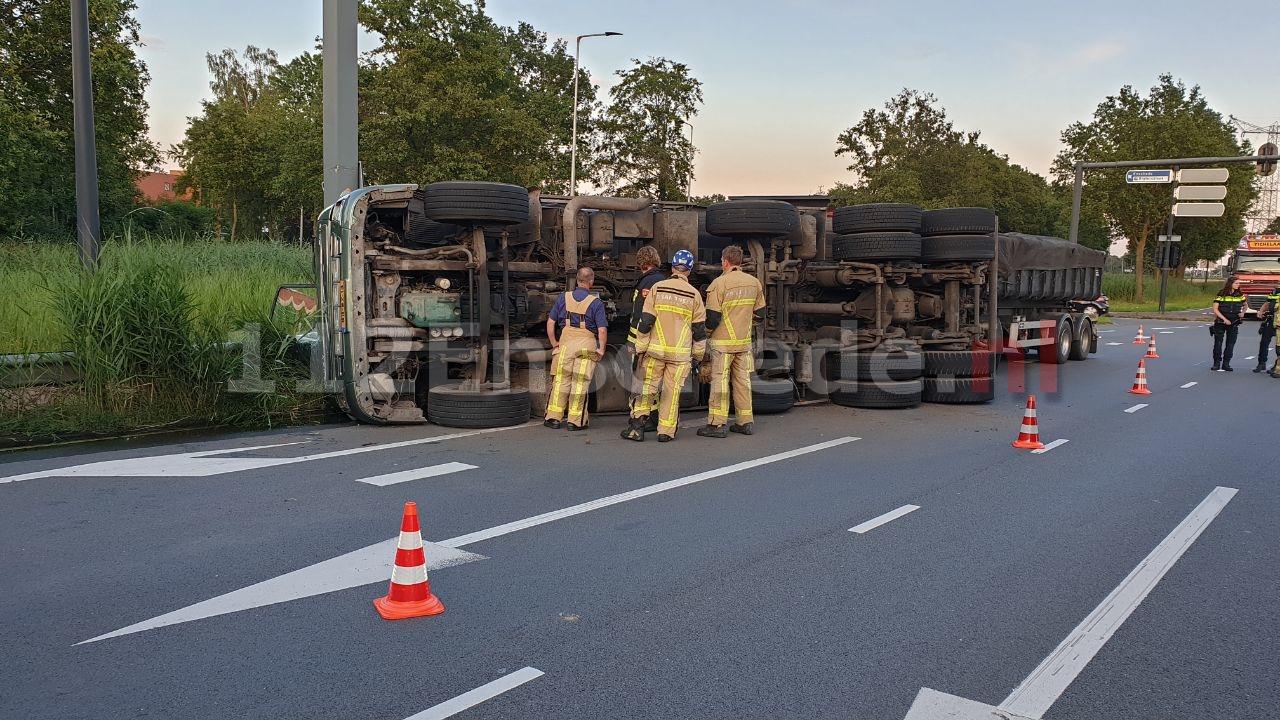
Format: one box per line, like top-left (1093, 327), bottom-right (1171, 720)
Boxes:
top-left (1070, 316), bottom-right (1093, 361)
top-left (840, 348), bottom-right (924, 381)
top-left (750, 377), bottom-right (796, 414)
top-left (921, 376), bottom-right (996, 404)
top-left (422, 181), bottom-right (530, 225)
top-left (830, 379), bottom-right (922, 409)
top-left (426, 384), bottom-right (531, 428)
top-left (919, 235), bottom-right (996, 262)
top-left (830, 232), bottom-right (922, 261)
top-left (832, 203), bottom-right (922, 234)
top-left (705, 200), bottom-right (799, 237)
top-left (1039, 315), bottom-right (1073, 365)
top-left (922, 349), bottom-right (996, 377)
top-left (920, 207), bottom-right (997, 236)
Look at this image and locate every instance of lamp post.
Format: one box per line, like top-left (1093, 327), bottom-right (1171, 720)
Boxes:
top-left (570, 31), bottom-right (622, 196)
top-left (679, 119), bottom-right (693, 201)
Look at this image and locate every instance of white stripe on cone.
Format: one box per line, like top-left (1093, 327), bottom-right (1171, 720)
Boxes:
top-left (391, 564), bottom-right (428, 586)
top-left (398, 531), bottom-right (423, 550)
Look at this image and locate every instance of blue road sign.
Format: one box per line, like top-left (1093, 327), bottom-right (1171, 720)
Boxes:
top-left (1125, 169), bottom-right (1173, 184)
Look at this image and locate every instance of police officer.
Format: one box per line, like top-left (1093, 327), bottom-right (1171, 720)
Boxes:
top-left (621, 249), bottom-right (707, 442)
top-left (627, 245), bottom-right (667, 431)
top-left (697, 244), bottom-right (766, 438)
top-left (1253, 285), bottom-right (1279, 373)
top-left (1210, 278), bottom-right (1247, 371)
top-left (544, 267), bottom-right (608, 430)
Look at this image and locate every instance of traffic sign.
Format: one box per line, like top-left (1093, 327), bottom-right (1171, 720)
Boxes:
top-left (1158, 235), bottom-right (1182, 242)
top-left (1172, 202), bottom-right (1225, 217)
top-left (1174, 185), bottom-right (1227, 200)
top-left (1176, 168), bottom-right (1229, 183)
top-left (1126, 169), bottom-right (1173, 184)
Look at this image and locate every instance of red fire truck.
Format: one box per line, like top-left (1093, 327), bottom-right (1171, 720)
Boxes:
top-left (1227, 234), bottom-right (1280, 318)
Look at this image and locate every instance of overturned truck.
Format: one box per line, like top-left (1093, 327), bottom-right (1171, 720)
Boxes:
top-left (300, 181), bottom-right (1104, 426)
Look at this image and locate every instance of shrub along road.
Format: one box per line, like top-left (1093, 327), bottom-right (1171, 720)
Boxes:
top-left (1, 320), bottom-right (1277, 720)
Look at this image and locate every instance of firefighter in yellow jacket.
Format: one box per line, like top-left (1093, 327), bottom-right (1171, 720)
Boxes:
top-left (697, 244), bottom-right (766, 437)
top-left (544, 267), bottom-right (608, 430)
top-left (621, 249), bottom-right (707, 442)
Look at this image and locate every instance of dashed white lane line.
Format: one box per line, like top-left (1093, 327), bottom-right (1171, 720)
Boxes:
top-left (1124, 404), bottom-right (1148, 414)
top-left (1105, 342), bottom-right (1124, 346)
top-left (1244, 355), bottom-right (1256, 360)
top-left (405, 667), bottom-right (544, 720)
top-left (1181, 381), bottom-right (1198, 389)
top-left (849, 504), bottom-right (920, 534)
top-left (356, 462), bottom-right (477, 487)
top-left (1158, 331), bottom-right (1174, 334)
top-left (1031, 439), bottom-right (1069, 454)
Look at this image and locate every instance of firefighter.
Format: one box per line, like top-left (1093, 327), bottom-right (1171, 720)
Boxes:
top-left (1253, 285), bottom-right (1279, 373)
top-left (621, 249), bottom-right (707, 442)
top-left (626, 245), bottom-right (667, 431)
top-left (697, 244), bottom-right (766, 438)
top-left (1210, 278), bottom-right (1247, 371)
top-left (544, 267), bottom-right (608, 430)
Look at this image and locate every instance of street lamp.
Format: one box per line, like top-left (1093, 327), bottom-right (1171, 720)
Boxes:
top-left (570, 31), bottom-right (622, 197)
top-left (679, 119), bottom-right (693, 200)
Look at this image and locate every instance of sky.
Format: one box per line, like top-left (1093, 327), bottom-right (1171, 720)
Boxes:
top-left (134, 0), bottom-right (1280, 199)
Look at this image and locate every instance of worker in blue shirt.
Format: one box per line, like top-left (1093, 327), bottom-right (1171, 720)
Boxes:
top-left (544, 267), bottom-right (609, 430)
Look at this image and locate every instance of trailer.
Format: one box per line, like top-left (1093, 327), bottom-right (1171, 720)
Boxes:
top-left (293, 182), bottom-right (1103, 426)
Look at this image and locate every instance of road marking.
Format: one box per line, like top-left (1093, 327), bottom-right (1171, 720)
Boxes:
top-left (438, 437), bottom-right (859, 549)
top-left (80, 437), bottom-right (858, 644)
top-left (406, 667), bottom-right (544, 720)
top-left (2, 424), bottom-right (534, 484)
top-left (1030, 439), bottom-right (1068, 454)
top-left (1150, 327), bottom-right (1168, 330)
top-left (1123, 404), bottom-right (1148, 414)
top-left (1095, 329), bottom-right (1116, 333)
top-left (356, 462), bottom-right (477, 487)
top-left (849, 504), bottom-right (920, 534)
top-left (1244, 355), bottom-right (1256, 360)
top-left (1181, 381), bottom-right (1198, 389)
top-left (1105, 342), bottom-right (1124, 346)
top-left (903, 486), bottom-right (1238, 720)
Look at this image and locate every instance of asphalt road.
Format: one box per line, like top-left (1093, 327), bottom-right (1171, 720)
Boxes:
top-left (2, 319), bottom-right (1278, 720)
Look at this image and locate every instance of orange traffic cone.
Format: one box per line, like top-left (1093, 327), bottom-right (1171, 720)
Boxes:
top-left (1144, 335), bottom-right (1160, 359)
top-left (374, 502), bottom-right (445, 620)
top-left (1128, 359), bottom-right (1152, 395)
top-left (1012, 395), bottom-right (1046, 450)
top-left (1133, 324), bottom-right (1146, 344)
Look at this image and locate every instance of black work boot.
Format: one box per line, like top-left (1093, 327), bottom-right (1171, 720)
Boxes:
top-left (657, 433), bottom-right (674, 443)
top-left (1212, 363), bottom-right (1221, 372)
top-left (643, 415), bottom-right (658, 433)
top-left (1254, 363), bottom-right (1267, 373)
top-left (696, 424), bottom-right (728, 438)
top-left (729, 422), bottom-right (754, 435)
top-left (620, 417), bottom-right (645, 442)
top-left (543, 418), bottom-right (562, 429)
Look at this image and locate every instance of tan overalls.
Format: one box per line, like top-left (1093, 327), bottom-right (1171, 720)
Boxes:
top-left (632, 274), bottom-right (707, 436)
top-left (706, 267), bottom-right (766, 427)
top-left (545, 292), bottom-right (602, 427)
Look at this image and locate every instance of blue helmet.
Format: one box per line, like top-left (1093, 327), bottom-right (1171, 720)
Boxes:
top-left (672, 249), bottom-right (695, 270)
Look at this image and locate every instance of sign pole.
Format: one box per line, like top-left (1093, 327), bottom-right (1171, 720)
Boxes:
top-left (1158, 167), bottom-right (1177, 314)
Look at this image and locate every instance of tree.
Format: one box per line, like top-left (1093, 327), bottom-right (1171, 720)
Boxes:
top-left (829, 89), bottom-right (1062, 238)
top-left (1262, 216), bottom-right (1280, 235)
top-left (595, 57), bottom-right (702, 200)
top-left (1052, 75), bottom-right (1256, 300)
top-left (0, 0), bottom-right (157, 236)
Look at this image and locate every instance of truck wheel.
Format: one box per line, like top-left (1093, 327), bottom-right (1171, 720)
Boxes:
top-left (406, 216), bottom-right (464, 246)
top-left (830, 232), bottom-right (921, 261)
top-left (422, 181), bottom-right (530, 225)
top-left (840, 348), bottom-right (924, 381)
top-left (922, 350), bottom-right (995, 377)
top-left (705, 200), bottom-right (799, 237)
top-left (921, 376), bottom-right (996, 403)
top-left (920, 207), bottom-right (996, 236)
top-left (830, 379), bottom-right (922, 409)
top-left (750, 377), bottom-right (796, 414)
top-left (919, 235), bottom-right (996, 262)
top-left (1039, 316), bottom-right (1073, 364)
top-left (832, 203), bottom-right (922, 234)
top-left (426, 384), bottom-right (531, 428)
top-left (1070, 316), bottom-right (1092, 360)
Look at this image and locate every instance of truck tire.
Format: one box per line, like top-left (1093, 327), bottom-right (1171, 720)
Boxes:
top-left (750, 377), bottom-right (796, 414)
top-left (922, 349), bottom-right (996, 377)
top-left (422, 181), bottom-right (531, 225)
top-left (920, 207), bottom-right (996, 236)
top-left (1039, 315), bottom-right (1073, 365)
top-left (921, 376), bottom-right (996, 404)
top-left (832, 203), bottom-right (921, 234)
top-left (406, 216), bottom-right (464, 246)
top-left (919, 235), bottom-right (996, 262)
top-left (830, 379), bottom-right (922, 409)
top-left (1070, 316), bottom-right (1093, 360)
top-left (840, 348), bottom-right (924, 381)
top-left (705, 200), bottom-right (799, 237)
top-left (426, 384), bottom-right (531, 428)
top-left (830, 232), bottom-right (922, 261)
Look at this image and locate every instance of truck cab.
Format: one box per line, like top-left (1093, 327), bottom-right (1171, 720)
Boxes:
top-left (1227, 234), bottom-right (1280, 317)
